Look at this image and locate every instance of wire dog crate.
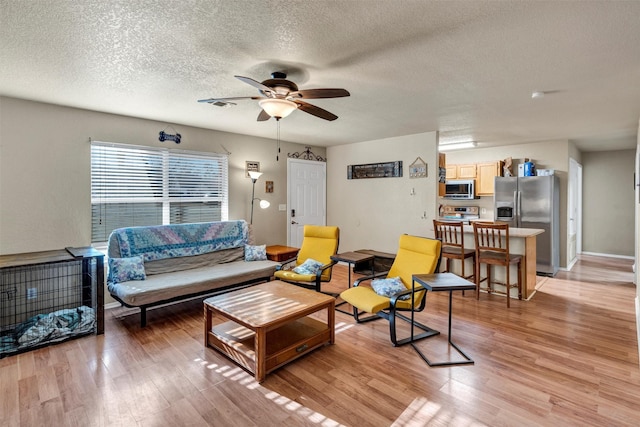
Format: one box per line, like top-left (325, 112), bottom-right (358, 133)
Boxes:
top-left (0, 247), bottom-right (104, 358)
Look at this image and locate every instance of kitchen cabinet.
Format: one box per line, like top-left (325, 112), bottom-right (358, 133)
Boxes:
top-left (444, 160), bottom-right (503, 196)
top-left (456, 164), bottom-right (477, 179)
top-left (445, 163), bottom-right (476, 179)
top-left (476, 161), bottom-right (503, 195)
top-left (438, 153), bottom-right (447, 197)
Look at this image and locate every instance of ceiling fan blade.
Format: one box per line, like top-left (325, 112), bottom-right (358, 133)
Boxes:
top-left (289, 88), bottom-right (350, 99)
top-left (235, 75), bottom-right (274, 95)
top-left (257, 109), bottom-right (271, 121)
top-left (197, 96), bottom-right (262, 102)
top-left (294, 100), bottom-right (338, 121)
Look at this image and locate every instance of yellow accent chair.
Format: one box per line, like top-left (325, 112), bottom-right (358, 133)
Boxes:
top-left (340, 235), bottom-right (442, 346)
top-left (274, 225), bottom-right (340, 295)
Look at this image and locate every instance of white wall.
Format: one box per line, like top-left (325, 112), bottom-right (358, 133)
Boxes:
top-left (0, 96), bottom-right (319, 254)
top-left (326, 132), bottom-right (438, 253)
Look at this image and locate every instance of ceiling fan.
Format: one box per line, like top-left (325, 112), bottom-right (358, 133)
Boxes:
top-left (198, 72), bottom-right (350, 121)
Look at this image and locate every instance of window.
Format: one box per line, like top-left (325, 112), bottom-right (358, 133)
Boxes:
top-left (91, 141), bottom-right (228, 242)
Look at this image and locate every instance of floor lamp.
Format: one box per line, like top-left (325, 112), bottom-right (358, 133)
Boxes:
top-left (248, 171), bottom-right (270, 224)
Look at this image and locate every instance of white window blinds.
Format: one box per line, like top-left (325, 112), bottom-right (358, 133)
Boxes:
top-left (91, 141), bottom-right (228, 242)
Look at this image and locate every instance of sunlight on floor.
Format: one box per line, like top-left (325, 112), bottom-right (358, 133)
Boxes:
top-left (392, 397), bottom-right (484, 426)
top-left (193, 357), bottom-right (346, 426)
top-left (335, 321), bottom-right (353, 334)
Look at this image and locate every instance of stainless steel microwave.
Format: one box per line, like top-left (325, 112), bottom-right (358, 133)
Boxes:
top-left (444, 179), bottom-right (476, 199)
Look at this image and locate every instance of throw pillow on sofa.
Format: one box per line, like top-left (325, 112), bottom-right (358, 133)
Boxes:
top-left (245, 244), bottom-right (267, 261)
top-left (292, 258), bottom-right (324, 275)
top-left (109, 256), bottom-right (146, 283)
top-left (371, 277), bottom-right (410, 300)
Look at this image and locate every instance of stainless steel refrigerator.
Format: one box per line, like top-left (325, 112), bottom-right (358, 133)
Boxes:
top-left (494, 175), bottom-right (559, 276)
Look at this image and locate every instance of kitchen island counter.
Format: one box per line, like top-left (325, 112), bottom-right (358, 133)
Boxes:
top-left (443, 225), bottom-right (544, 300)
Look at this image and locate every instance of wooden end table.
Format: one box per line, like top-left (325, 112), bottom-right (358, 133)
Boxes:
top-left (204, 281), bottom-right (335, 382)
top-left (265, 245), bottom-right (299, 262)
top-left (330, 251), bottom-right (375, 315)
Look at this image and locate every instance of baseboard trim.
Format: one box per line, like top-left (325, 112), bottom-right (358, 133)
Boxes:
top-left (636, 296), bottom-right (640, 367)
top-left (105, 301), bottom-right (121, 310)
top-left (580, 251), bottom-right (634, 260)
top-left (563, 257), bottom-right (578, 271)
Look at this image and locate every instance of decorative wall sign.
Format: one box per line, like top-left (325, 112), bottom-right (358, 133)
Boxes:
top-left (245, 161), bottom-right (260, 177)
top-left (347, 161), bottom-right (402, 179)
top-left (288, 146), bottom-right (326, 162)
top-left (409, 157), bottom-right (427, 178)
top-left (265, 181), bottom-right (274, 193)
top-left (159, 126), bottom-right (181, 144)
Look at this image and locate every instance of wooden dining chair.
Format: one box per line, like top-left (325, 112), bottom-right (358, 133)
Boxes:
top-left (472, 222), bottom-right (522, 307)
top-left (433, 219), bottom-right (476, 284)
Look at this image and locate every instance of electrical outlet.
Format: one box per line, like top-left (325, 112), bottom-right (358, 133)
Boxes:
top-left (481, 208), bottom-right (487, 214)
top-left (27, 288), bottom-right (37, 300)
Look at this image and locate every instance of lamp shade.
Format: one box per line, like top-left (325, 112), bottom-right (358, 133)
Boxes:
top-left (259, 199), bottom-right (270, 209)
top-left (248, 171), bottom-right (263, 180)
top-left (258, 98), bottom-right (297, 119)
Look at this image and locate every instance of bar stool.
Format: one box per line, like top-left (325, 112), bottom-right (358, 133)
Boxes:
top-left (472, 222), bottom-right (522, 307)
top-left (433, 220), bottom-right (476, 293)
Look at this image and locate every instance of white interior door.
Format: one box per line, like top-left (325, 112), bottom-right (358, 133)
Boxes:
top-left (569, 158), bottom-right (583, 263)
top-left (287, 158), bottom-right (327, 247)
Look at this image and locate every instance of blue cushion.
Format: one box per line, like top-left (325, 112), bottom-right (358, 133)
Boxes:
top-left (109, 256), bottom-right (146, 283)
top-left (245, 244), bottom-right (267, 261)
top-left (293, 258), bottom-right (324, 275)
top-left (371, 277), bottom-right (410, 300)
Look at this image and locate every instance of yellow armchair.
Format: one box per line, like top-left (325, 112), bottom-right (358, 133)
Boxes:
top-left (340, 234), bottom-right (442, 346)
top-left (274, 225), bottom-right (340, 295)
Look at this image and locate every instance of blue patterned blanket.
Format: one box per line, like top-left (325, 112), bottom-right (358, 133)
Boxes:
top-left (112, 221), bottom-right (249, 261)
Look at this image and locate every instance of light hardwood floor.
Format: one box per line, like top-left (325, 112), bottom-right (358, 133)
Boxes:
top-left (1, 255), bottom-right (639, 426)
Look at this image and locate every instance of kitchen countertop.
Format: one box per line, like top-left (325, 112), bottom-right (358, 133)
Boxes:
top-left (461, 225), bottom-right (545, 238)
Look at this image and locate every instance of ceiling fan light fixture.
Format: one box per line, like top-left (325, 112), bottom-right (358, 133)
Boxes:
top-left (258, 98), bottom-right (297, 119)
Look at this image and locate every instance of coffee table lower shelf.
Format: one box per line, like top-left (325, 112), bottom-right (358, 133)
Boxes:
top-left (207, 317), bottom-right (331, 378)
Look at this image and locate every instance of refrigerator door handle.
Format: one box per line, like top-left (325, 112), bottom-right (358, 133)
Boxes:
top-left (517, 191), bottom-right (522, 225)
top-left (513, 190), bottom-right (518, 223)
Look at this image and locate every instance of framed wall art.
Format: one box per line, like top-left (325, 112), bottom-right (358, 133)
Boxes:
top-left (245, 161), bottom-right (260, 177)
top-left (347, 161), bottom-right (402, 179)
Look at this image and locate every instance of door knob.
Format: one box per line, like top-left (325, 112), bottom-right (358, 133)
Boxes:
top-left (291, 220), bottom-right (298, 225)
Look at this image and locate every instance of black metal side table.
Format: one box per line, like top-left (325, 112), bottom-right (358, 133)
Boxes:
top-left (411, 273), bottom-right (475, 366)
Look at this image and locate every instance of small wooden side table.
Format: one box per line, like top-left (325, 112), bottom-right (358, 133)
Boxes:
top-left (330, 251), bottom-right (374, 315)
top-left (265, 245), bottom-right (299, 262)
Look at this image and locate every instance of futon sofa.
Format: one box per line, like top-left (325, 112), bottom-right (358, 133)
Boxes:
top-left (107, 220), bottom-right (279, 326)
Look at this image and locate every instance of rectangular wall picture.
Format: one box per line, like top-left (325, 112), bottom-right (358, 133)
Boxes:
top-left (347, 161), bottom-right (402, 179)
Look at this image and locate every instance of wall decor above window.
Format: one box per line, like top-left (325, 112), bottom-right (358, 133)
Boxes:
top-left (347, 161), bottom-right (402, 179)
top-left (159, 125), bottom-right (181, 144)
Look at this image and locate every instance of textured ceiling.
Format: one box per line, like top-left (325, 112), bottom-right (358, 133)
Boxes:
top-left (1, 0), bottom-right (639, 151)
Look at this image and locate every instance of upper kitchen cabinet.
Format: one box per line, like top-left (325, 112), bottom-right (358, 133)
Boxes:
top-left (476, 161), bottom-right (503, 196)
top-left (446, 163), bottom-right (477, 179)
top-left (456, 164), bottom-right (477, 179)
top-left (445, 165), bottom-right (457, 179)
top-left (438, 153), bottom-right (447, 197)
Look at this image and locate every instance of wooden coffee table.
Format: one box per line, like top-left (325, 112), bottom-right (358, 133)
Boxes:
top-left (204, 281), bottom-right (335, 382)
